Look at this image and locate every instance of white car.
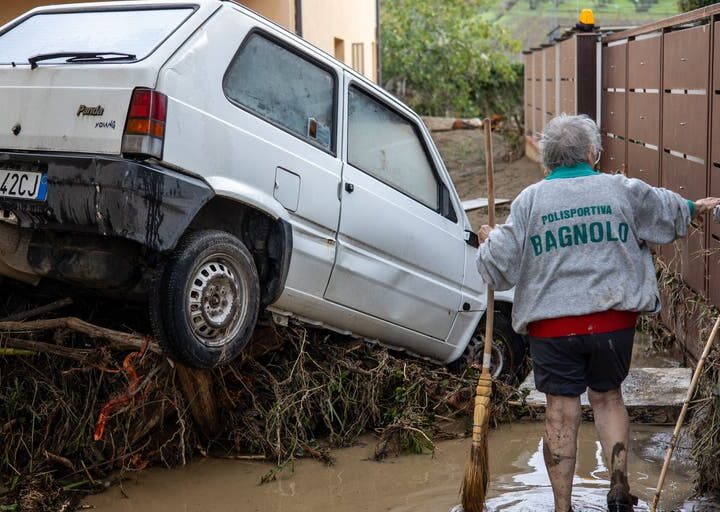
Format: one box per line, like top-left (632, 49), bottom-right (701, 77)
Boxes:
top-left (0, 0), bottom-right (524, 374)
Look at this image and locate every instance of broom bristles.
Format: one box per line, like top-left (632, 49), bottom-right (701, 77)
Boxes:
top-left (461, 417), bottom-right (489, 512)
top-left (461, 372), bottom-right (492, 512)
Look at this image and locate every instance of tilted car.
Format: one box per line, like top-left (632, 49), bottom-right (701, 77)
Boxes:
top-left (0, 0), bottom-right (525, 376)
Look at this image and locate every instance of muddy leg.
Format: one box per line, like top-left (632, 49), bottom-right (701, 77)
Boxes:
top-left (588, 388), bottom-right (629, 482)
top-left (589, 387), bottom-right (635, 512)
top-left (544, 394), bottom-right (582, 512)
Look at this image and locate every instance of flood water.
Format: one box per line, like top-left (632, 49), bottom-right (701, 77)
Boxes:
top-left (85, 422), bottom-right (695, 512)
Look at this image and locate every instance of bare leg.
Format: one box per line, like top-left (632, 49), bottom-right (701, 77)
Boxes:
top-left (588, 388), bottom-right (631, 499)
top-left (544, 394), bottom-right (582, 512)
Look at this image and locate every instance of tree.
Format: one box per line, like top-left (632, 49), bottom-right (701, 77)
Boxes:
top-left (678, 0), bottom-right (715, 11)
top-left (381, 0), bottom-right (521, 118)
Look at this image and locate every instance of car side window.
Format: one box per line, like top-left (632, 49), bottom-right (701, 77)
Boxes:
top-left (223, 32), bottom-right (335, 152)
top-left (347, 86), bottom-right (440, 211)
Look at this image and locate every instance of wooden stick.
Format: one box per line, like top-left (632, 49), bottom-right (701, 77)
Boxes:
top-left (1, 337), bottom-right (93, 361)
top-left (484, 118), bottom-right (496, 229)
top-left (482, 117), bottom-right (495, 374)
top-left (650, 313), bottom-right (720, 512)
top-left (176, 364), bottom-right (221, 437)
top-left (0, 297), bottom-right (73, 322)
top-left (0, 317), bottom-right (161, 354)
top-left (0, 347), bottom-right (35, 356)
top-left (460, 118), bottom-right (497, 512)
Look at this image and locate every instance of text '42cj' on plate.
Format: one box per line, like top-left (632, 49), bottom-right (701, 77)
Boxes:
top-left (0, 169), bottom-right (48, 201)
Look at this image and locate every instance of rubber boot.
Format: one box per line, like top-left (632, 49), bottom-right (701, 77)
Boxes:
top-left (607, 470), bottom-right (639, 512)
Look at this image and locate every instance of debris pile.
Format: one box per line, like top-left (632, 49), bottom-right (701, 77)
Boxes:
top-left (0, 282), bottom-right (519, 510)
top-left (651, 258), bottom-right (720, 495)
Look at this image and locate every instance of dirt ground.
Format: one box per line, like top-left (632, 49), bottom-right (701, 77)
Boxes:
top-left (431, 129), bottom-right (544, 229)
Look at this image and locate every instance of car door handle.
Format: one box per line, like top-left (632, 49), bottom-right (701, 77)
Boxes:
top-left (344, 182), bottom-right (355, 193)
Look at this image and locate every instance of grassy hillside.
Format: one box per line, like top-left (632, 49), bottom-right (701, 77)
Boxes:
top-left (484, 0), bottom-right (680, 50)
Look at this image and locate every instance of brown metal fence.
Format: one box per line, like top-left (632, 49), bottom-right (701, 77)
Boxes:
top-left (523, 34), bottom-right (596, 140)
top-left (524, 5), bottom-right (720, 309)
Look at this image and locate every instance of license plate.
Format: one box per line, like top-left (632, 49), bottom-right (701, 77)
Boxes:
top-left (0, 169), bottom-right (48, 201)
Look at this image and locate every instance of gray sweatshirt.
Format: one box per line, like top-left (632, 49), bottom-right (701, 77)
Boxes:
top-left (476, 163), bottom-right (694, 334)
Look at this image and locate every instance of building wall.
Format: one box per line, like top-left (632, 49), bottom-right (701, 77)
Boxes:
top-left (241, 0), bottom-right (294, 31)
top-left (0, 0), bottom-right (378, 82)
top-left (301, 0), bottom-right (378, 82)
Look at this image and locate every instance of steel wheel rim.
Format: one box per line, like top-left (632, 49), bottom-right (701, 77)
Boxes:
top-left (184, 252), bottom-right (249, 347)
top-left (468, 334), bottom-right (506, 379)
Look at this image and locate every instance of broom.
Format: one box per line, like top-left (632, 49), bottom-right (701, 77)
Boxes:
top-left (460, 117), bottom-right (496, 512)
top-left (650, 313), bottom-right (720, 512)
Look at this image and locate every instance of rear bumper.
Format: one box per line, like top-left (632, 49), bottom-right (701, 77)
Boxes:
top-left (0, 152), bottom-right (214, 252)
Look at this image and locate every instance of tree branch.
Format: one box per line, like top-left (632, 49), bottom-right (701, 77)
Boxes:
top-left (0, 317), bottom-right (162, 354)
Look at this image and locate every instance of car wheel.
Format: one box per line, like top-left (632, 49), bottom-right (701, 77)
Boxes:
top-left (149, 230), bottom-right (260, 368)
top-left (453, 309), bottom-right (528, 383)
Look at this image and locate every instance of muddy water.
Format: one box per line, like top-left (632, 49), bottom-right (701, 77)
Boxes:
top-left (85, 422), bottom-right (693, 512)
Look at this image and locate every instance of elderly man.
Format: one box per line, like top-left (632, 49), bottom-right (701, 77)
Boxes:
top-left (476, 114), bottom-right (720, 512)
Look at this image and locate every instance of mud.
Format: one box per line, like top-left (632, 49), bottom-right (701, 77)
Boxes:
top-left (85, 423), bottom-right (694, 512)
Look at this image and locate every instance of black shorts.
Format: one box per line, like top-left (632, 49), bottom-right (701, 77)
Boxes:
top-left (528, 328), bottom-right (634, 397)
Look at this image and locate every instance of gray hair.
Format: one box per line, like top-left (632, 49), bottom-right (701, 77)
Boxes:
top-left (540, 114), bottom-right (602, 170)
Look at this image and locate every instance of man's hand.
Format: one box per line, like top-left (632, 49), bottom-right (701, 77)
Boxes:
top-left (478, 224), bottom-right (493, 243)
top-left (694, 197), bottom-right (720, 215)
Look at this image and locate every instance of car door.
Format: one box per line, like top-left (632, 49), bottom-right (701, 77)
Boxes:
top-left (324, 75), bottom-right (466, 341)
top-left (201, 23), bottom-right (344, 301)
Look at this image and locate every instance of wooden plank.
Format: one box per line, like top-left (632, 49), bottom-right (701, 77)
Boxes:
top-left (600, 133), bottom-right (626, 173)
top-left (681, 222), bottom-right (706, 297)
top-left (627, 142), bottom-right (660, 186)
top-left (709, 233), bottom-right (720, 307)
top-left (663, 93), bottom-right (708, 159)
top-left (603, 42), bottom-right (627, 89)
top-left (176, 365), bottom-right (221, 437)
top-left (713, 94), bottom-right (720, 165)
top-left (715, 22), bottom-right (720, 89)
top-left (628, 35), bottom-right (662, 90)
top-left (663, 24), bottom-right (710, 91)
top-left (560, 80), bottom-right (576, 114)
top-left (662, 150), bottom-right (707, 200)
top-left (559, 37), bottom-right (576, 79)
top-left (628, 91), bottom-right (660, 144)
top-left (602, 90), bottom-right (626, 136)
top-left (710, 163), bottom-right (720, 238)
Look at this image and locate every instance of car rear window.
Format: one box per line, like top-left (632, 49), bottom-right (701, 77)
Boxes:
top-left (0, 8), bottom-right (195, 65)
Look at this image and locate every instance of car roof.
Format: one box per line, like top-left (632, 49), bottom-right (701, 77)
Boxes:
top-left (15, 0), bottom-right (414, 120)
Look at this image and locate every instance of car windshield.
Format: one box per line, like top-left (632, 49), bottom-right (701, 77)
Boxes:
top-left (0, 8), bottom-right (195, 65)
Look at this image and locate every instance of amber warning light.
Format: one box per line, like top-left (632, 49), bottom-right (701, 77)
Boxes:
top-left (576, 8), bottom-right (596, 31)
top-left (122, 87), bottom-right (168, 159)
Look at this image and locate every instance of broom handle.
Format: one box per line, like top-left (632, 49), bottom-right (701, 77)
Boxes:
top-left (482, 118), bottom-right (495, 375)
top-left (650, 313), bottom-right (720, 512)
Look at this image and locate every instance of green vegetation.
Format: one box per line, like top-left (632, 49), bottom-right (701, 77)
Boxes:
top-left (487, 0), bottom-right (679, 50)
top-left (678, 0), bottom-right (716, 12)
top-left (380, 0), bottom-right (522, 118)
top-left (379, 0), bottom-right (680, 121)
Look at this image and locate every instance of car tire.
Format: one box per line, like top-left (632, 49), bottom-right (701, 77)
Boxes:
top-left (451, 309), bottom-right (528, 383)
top-left (149, 230), bottom-right (260, 368)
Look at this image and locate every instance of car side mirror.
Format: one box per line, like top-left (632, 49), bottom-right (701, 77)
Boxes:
top-left (465, 230), bottom-right (479, 248)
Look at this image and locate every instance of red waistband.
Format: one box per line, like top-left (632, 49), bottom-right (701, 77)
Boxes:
top-left (527, 310), bottom-right (638, 338)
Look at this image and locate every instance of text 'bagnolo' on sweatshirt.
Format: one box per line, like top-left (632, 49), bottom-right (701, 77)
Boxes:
top-left (475, 162), bottom-right (694, 335)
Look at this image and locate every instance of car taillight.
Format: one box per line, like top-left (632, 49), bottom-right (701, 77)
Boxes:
top-left (122, 88), bottom-right (168, 159)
